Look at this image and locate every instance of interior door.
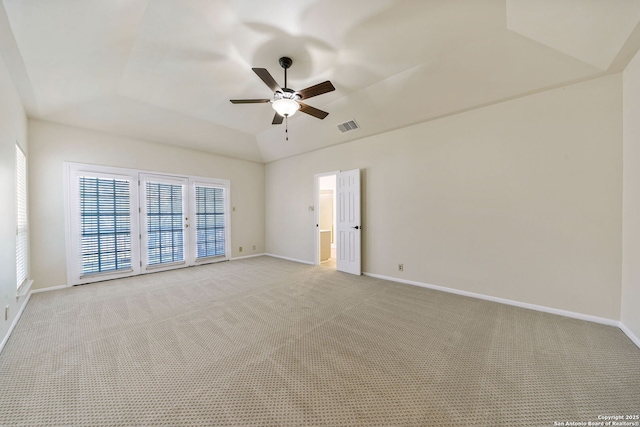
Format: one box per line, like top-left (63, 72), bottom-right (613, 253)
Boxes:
top-left (336, 169), bottom-right (361, 275)
top-left (140, 174), bottom-right (189, 272)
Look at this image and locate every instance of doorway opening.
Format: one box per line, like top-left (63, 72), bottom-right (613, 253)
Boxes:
top-left (315, 169), bottom-right (362, 275)
top-left (316, 173), bottom-right (337, 269)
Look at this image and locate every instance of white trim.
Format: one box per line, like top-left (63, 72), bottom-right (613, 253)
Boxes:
top-left (0, 294), bottom-right (31, 355)
top-left (619, 322), bottom-right (640, 348)
top-left (16, 279), bottom-right (34, 299)
top-left (363, 272), bottom-right (619, 327)
top-left (265, 253), bottom-right (315, 265)
top-left (232, 253), bottom-right (266, 261)
top-left (30, 285), bottom-right (68, 294)
top-left (3, 271), bottom-right (638, 355)
top-left (1, 284), bottom-right (68, 355)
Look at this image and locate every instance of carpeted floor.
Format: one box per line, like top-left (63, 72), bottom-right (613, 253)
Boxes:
top-left (1, 256), bottom-right (639, 426)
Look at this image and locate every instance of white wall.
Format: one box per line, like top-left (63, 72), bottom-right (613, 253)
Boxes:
top-left (266, 74), bottom-right (623, 320)
top-left (28, 119), bottom-right (265, 290)
top-left (622, 49), bottom-right (640, 343)
top-left (0, 53), bottom-right (28, 342)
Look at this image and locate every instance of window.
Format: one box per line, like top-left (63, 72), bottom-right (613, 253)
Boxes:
top-left (15, 144), bottom-right (28, 289)
top-left (65, 163), bottom-right (230, 286)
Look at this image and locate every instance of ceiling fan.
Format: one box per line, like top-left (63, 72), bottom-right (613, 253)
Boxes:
top-left (230, 57), bottom-right (335, 126)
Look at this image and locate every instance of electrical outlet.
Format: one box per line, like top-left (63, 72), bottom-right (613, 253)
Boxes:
top-left (398, 263), bottom-right (404, 272)
top-left (239, 246), bottom-right (243, 252)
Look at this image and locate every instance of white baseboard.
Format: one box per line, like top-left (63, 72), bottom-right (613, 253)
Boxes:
top-left (363, 272), bottom-right (620, 327)
top-left (17, 279), bottom-right (34, 298)
top-left (6, 267), bottom-right (637, 352)
top-left (0, 293), bottom-right (32, 355)
top-left (619, 322), bottom-right (640, 348)
top-left (30, 284), bottom-right (69, 294)
top-left (231, 253), bottom-right (266, 261)
top-left (0, 283), bottom-right (69, 354)
top-left (265, 253), bottom-right (315, 265)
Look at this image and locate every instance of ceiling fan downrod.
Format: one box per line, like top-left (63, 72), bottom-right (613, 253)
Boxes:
top-left (279, 56), bottom-right (292, 89)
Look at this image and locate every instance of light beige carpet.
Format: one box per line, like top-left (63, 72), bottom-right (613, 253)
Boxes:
top-left (0, 256), bottom-right (639, 426)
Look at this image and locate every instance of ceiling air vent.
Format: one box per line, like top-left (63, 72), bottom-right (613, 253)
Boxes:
top-left (337, 119), bottom-right (360, 133)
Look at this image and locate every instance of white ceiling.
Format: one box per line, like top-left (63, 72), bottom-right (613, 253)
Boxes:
top-left (2, 0), bottom-right (640, 163)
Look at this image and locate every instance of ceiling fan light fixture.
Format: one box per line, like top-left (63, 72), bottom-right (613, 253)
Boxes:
top-left (272, 98), bottom-right (300, 117)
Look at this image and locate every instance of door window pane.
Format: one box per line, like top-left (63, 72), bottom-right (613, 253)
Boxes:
top-left (79, 177), bottom-right (132, 275)
top-left (146, 182), bottom-right (184, 265)
top-left (195, 186), bottom-right (225, 258)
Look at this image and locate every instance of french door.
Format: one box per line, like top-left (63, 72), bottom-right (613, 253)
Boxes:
top-left (66, 163), bottom-right (230, 286)
top-left (140, 175), bottom-right (229, 272)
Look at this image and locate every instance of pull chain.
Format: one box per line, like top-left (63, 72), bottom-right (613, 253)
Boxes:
top-left (285, 115), bottom-right (289, 141)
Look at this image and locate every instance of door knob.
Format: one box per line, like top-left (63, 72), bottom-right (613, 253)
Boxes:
top-left (352, 225), bottom-right (360, 230)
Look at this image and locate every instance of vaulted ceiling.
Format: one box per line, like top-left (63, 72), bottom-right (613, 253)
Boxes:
top-left (2, 0), bottom-right (640, 163)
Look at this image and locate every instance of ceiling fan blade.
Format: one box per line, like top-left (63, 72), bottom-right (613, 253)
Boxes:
top-left (230, 99), bottom-right (270, 104)
top-left (253, 68), bottom-right (281, 93)
top-left (297, 81), bottom-right (335, 100)
top-left (299, 102), bottom-right (329, 119)
top-left (272, 112), bottom-right (284, 125)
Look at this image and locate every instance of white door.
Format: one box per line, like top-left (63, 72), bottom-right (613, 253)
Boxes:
top-left (140, 174), bottom-right (189, 272)
top-left (336, 169), bottom-right (361, 275)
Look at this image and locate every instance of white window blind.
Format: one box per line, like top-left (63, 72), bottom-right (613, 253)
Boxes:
top-left (79, 176), bottom-right (132, 275)
top-left (15, 144), bottom-right (28, 289)
top-left (195, 186), bottom-right (225, 259)
top-left (145, 182), bottom-right (184, 265)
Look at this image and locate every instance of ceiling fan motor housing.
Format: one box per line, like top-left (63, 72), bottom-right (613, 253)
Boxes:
top-left (279, 57), bottom-right (293, 69)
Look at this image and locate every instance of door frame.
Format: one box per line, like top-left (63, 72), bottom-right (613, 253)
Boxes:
top-left (188, 178), bottom-right (232, 266)
top-left (314, 171), bottom-right (340, 266)
top-left (139, 173), bottom-right (190, 273)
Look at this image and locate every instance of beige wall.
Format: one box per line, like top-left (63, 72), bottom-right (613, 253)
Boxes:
top-left (0, 53), bottom-right (28, 341)
top-left (622, 49), bottom-right (640, 341)
top-left (266, 74), bottom-right (623, 320)
top-left (28, 119), bottom-right (265, 290)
